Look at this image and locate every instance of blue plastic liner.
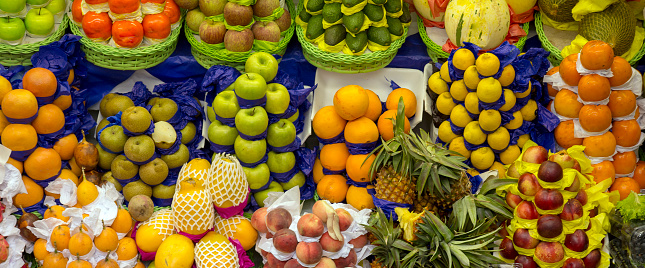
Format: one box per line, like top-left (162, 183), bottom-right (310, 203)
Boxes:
top-left (151, 196), bottom-right (173, 207)
top-left (216, 114), bottom-right (236, 127)
top-left (250, 177), bottom-right (273, 193)
top-left (201, 65), bottom-right (241, 100)
top-left (116, 173), bottom-right (140, 186)
top-left (14, 197), bottom-right (48, 216)
top-left (238, 128), bottom-right (268, 141)
top-left (11, 146), bottom-right (37, 162)
top-left (478, 42), bottom-right (520, 79)
top-left (210, 142), bottom-right (235, 155)
top-left (317, 131), bottom-right (345, 145)
top-left (5, 112), bottom-right (37, 124)
top-left (237, 94), bottom-right (267, 109)
top-left (96, 113), bottom-right (125, 154)
top-left (346, 179), bottom-right (372, 187)
top-left (346, 140), bottom-right (379, 155)
top-left (125, 152), bottom-right (159, 166)
top-left (32, 168), bottom-right (62, 188)
top-left (123, 81), bottom-right (153, 106)
top-left (322, 167), bottom-right (345, 175)
top-left (367, 188), bottom-right (412, 221)
top-left (161, 166), bottom-right (182, 186)
top-left (238, 152), bottom-right (269, 168)
top-left (271, 164), bottom-right (299, 183)
top-left (268, 137), bottom-right (301, 153)
top-left (156, 130), bottom-right (182, 156)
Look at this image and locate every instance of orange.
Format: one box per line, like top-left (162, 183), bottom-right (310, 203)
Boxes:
top-left (59, 169), bottom-right (79, 185)
top-left (591, 160), bottom-right (615, 184)
top-left (1, 124), bottom-right (37, 152)
top-left (313, 158), bottom-right (324, 184)
top-left (377, 109), bottom-right (411, 141)
top-left (32, 104), bottom-right (65, 134)
top-left (116, 237), bottom-right (138, 260)
top-left (608, 90), bottom-right (637, 118)
top-left (222, 217), bottom-right (258, 251)
top-left (345, 116), bottom-right (379, 144)
top-left (50, 225), bottom-right (71, 251)
top-left (44, 205), bottom-right (69, 221)
top-left (95, 226), bottom-right (119, 252)
top-left (69, 228), bottom-right (93, 256)
top-left (386, 87), bottom-right (417, 118)
top-left (68, 69), bottom-right (75, 85)
top-left (346, 185), bottom-right (375, 210)
top-left (610, 177), bottom-right (641, 200)
top-left (134, 261), bottom-right (145, 268)
top-left (22, 67), bottom-right (58, 98)
top-left (13, 176), bottom-right (43, 208)
top-left (345, 154), bottom-right (376, 182)
top-left (578, 105), bottom-right (612, 132)
top-left (546, 66), bottom-right (559, 97)
top-left (69, 157), bottom-right (82, 177)
top-left (33, 239), bottom-right (48, 261)
top-left (554, 89), bottom-right (583, 118)
top-left (333, 85), bottom-right (369, 120)
top-left (7, 158), bottom-right (23, 173)
top-left (0, 76), bottom-right (12, 103)
top-left (613, 151), bottom-right (637, 175)
top-left (633, 161), bottom-right (645, 189)
top-left (317, 174), bottom-right (349, 203)
top-left (547, 100), bottom-right (553, 112)
top-left (580, 40), bottom-right (614, 70)
top-left (111, 208), bottom-right (133, 234)
top-left (364, 89), bottom-right (382, 121)
top-left (54, 134), bottom-right (79, 160)
top-left (0, 111), bottom-right (10, 136)
top-left (613, 120), bottom-right (641, 147)
top-left (25, 147), bottom-right (62, 181)
top-left (582, 132), bottom-right (616, 157)
top-left (320, 143), bottom-right (350, 172)
top-left (609, 56), bottom-right (633, 87)
top-left (312, 106), bottom-right (347, 139)
top-left (577, 74), bottom-right (610, 102)
top-left (53, 94), bottom-right (72, 111)
top-left (559, 54), bottom-right (582, 86)
top-left (68, 259), bottom-right (92, 268)
top-left (1, 89), bottom-right (38, 122)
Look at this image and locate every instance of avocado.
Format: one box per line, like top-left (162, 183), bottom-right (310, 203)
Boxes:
top-left (367, 26), bottom-right (391, 46)
top-left (364, 4), bottom-right (384, 22)
top-left (342, 0), bottom-right (365, 8)
top-left (387, 16), bottom-right (403, 36)
top-left (306, 0), bottom-right (325, 13)
top-left (299, 9), bottom-right (312, 22)
top-left (324, 24), bottom-right (347, 46)
top-left (346, 31), bottom-right (368, 53)
top-left (383, 0), bottom-right (402, 14)
top-left (306, 15), bottom-right (325, 40)
top-left (538, 0), bottom-right (578, 23)
top-left (399, 3), bottom-right (411, 23)
top-left (322, 3), bottom-right (343, 23)
top-left (579, 0), bottom-right (635, 55)
top-left (343, 11), bottom-right (365, 34)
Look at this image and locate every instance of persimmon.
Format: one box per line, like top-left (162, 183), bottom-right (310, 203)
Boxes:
top-left (142, 13), bottom-right (171, 39)
top-left (82, 12), bottom-right (113, 41)
top-left (112, 20), bottom-right (144, 48)
top-left (580, 40), bottom-right (614, 70)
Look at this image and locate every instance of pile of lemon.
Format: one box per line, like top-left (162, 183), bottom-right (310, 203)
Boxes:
top-left (429, 48), bottom-right (537, 174)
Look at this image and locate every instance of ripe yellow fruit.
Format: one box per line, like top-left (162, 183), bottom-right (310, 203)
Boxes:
top-left (195, 232), bottom-right (237, 268)
top-left (499, 89), bottom-right (517, 111)
top-left (475, 53), bottom-right (500, 77)
top-left (136, 209), bottom-right (175, 253)
top-left (515, 81), bottom-right (532, 98)
top-left (464, 92), bottom-right (480, 115)
top-left (521, 99), bottom-right (538, 121)
top-left (517, 134), bottom-right (531, 148)
top-left (479, 110), bottom-right (501, 132)
top-left (428, 73), bottom-right (449, 95)
top-left (498, 65), bottom-right (515, 87)
top-left (471, 147), bottom-right (495, 170)
top-left (210, 154), bottom-right (249, 209)
top-left (173, 165), bottom-right (214, 235)
top-left (438, 121), bottom-right (458, 143)
top-left (155, 234), bottom-right (195, 268)
top-left (476, 77), bottom-right (502, 103)
top-left (333, 85), bottom-right (369, 121)
top-left (436, 92), bottom-right (457, 115)
top-left (487, 127), bottom-right (510, 151)
top-left (450, 105), bottom-right (472, 128)
top-left (452, 49), bottom-right (475, 70)
top-left (213, 216), bottom-right (258, 251)
top-left (440, 62), bottom-right (452, 82)
top-left (449, 137), bottom-right (471, 159)
top-left (463, 121), bottom-right (487, 145)
top-left (500, 145), bottom-right (521, 165)
top-left (463, 65), bottom-right (481, 90)
top-left (504, 111), bottom-right (524, 130)
top-left (449, 80), bottom-right (468, 102)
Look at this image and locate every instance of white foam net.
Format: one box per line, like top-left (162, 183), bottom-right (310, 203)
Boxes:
top-left (172, 164), bottom-right (215, 234)
top-left (195, 239), bottom-right (240, 268)
top-left (213, 215), bottom-right (245, 238)
top-left (209, 154), bottom-right (249, 208)
top-left (142, 209), bottom-right (175, 238)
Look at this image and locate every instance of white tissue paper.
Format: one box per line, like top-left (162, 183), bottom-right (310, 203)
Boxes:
top-left (45, 178), bottom-right (78, 206)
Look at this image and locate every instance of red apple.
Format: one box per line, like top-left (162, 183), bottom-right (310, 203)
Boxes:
top-left (583, 249), bottom-right (601, 268)
top-left (522, 146), bottom-right (548, 164)
top-left (537, 214), bottom-right (562, 238)
top-left (548, 150), bottom-right (579, 169)
top-left (516, 201), bottom-right (539, 220)
top-left (563, 258), bottom-right (585, 268)
top-left (564, 229), bottom-right (589, 252)
top-left (513, 228), bottom-right (539, 249)
top-left (499, 237), bottom-right (518, 260)
top-left (518, 173), bottom-right (542, 196)
top-left (574, 189), bottom-right (588, 206)
top-left (564, 177), bottom-right (581, 192)
top-left (538, 161), bottom-right (563, 182)
top-left (515, 255), bottom-right (538, 268)
top-left (560, 199), bottom-right (584, 221)
top-left (112, 20), bottom-right (144, 48)
top-left (505, 192), bottom-right (523, 209)
top-left (142, 13), bottom-right (171, 39)
top-left (82, 12), bottom-right (112, 41)
top-left (108, 0), bottom-right (140, 14)
top-left (534, 188), bottom-right (564, 210)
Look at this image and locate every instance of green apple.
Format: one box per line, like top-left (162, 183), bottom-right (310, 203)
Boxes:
top-left (208, 119), bottom-right (238, 146)
top-left (45, 0), bottom-right (66, 14)
top-left (267, 151), bottom-right (295, 173)
top-left (279, 171), bottom-right (305, 190)
top-left (150, 98), bottom-right (178, 122)
top-left (152, 121), bottom-right (177, 149)
top-left (253, 181), bottom-right (283, 207)
top-left (25, 8), bottom-right (54, 36)
top-left (234, 136), bottom-right (266, 164)
top-left (0, 0), bottom-right (26, 13)
top-left (27, 0), bottom-right (49, 5)
top-left (243, 163), bottom-right (270, 190)
top-left (180, 122), bottom-right (197, 144)
top-left (124, 135), bottom-right (156, 163)
top-left (224, 84), bottom-right (235, 91)
top-left (160, 144), bottom-right (190, 169)
top-left (213, 90), bottom-right (240, 118)
top-left (287, 109), bottom-right (299, 122)
top-left (245, 52), bottom-right (279, 82)
top-left (0, 18), bottom-right (26, 41)
top-left (100, 125), bottom-right (128, 153)
top-left (206, 106), bottom-right (216, 122)
top-left (121, 106), bottom-right (153, 133)
top-left (97, 146), bottom-right (118, 171)
top-left (235, 107), bottom-right (268, 137)
top-left (234, 73), bottom-right (267, 100)
top-left (267, 119), bottom-right (296, 148)
top-left (265, 83), bottom-right (290, 114)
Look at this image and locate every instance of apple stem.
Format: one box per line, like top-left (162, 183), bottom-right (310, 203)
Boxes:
top-left (38, 8), bottom-right (41, 15)
top-left (250, 108), bottom-right (255, 116)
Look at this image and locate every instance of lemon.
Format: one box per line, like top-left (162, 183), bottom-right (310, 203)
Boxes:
top-left (438, 121), bottom-right (458, 143)
top-left (475, 53), bottom-right (500, 77)
top-left (490, 161), bottom-right (506, 175)
top-left (471, 147), bottom-right (495, 170)
top-left (428, 73), bottom-right (449, 95)
top-left (449, 137), bottom-right (471, 158)
top-left (479, 110), bottom-right (501, 132)
top-left (450, 105), bottom-right (472, 128)
top-left (514, 81), bottom-right (532, 98)
top-left (499, 145), bottom-right (521, 165)
top-left (498, 65), bottom-right (515, 87)
top-left (466, 168), bottom-right (480, 177)
top-left (487, 127), bottom-right (510, 151)
top-left (499, 89), bottom-right (516, 111)
top-left (504, 111), bottom-right (523, 130)
top-left (463, 121), bottom-right (487, 145)
top-left (521, 99), bottom-right (538, 121)
top-left (452, 49), bottom-right (475, 70)
top-left (440, 62), bottom-right (452, 82)
top-left (436, 92), bottom-right (457, 115)
top-left (464, 92), bottom-right (480, 115)
top-left (450, 80), bottom-right (468, 102)
top-left (517, 134), bottom-right (530, 148)
top-left (463, 65), bottom-right (481, 90)
top-left (476, 77), bottom-right (502, 103)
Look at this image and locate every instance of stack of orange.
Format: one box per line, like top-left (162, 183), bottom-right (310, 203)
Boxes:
top-left (548, 40), bottom-right (644, 200)
top-left (312, 85), bottom-right (416, 210)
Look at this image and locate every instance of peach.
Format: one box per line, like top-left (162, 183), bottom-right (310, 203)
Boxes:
top-left (574, 189), bottom-right (588, 206)
top-left (589, 207), bottom-right (599, 218)
top-left (513, 228), bottom-right (539, 249)
top-left (583, 249), bottom-right (601, 268)
top-left (515, 255), bottom-right (537, 268)
top-left (298, 213), bottom-right (324, 237)
top-left (505, 192), bottom-right (522, 209)
top-left (560, 199), bottom-right (584, 221)
top-left (537, 214), bottom-right (562, 238)
top-left (349, 234), bottom-right (368, 249)
top-left (507, 163), bottom-right (521, 178)
top-left (563, 258), bottom-right (585, 268)
top-left (564, 229), bottom-right (589, 252)
top-left (273, 229), bottom-right (298, 253)
top-left (564, 177), bottom-right (581, 192)
top-left (252, 207), bottom-right (269, 233)
top-left (315, 257), bottom-right (337, 268)
top-left (498, 221), bottom-right (509, 237)
top-left (320, 232), bottom-right (344, 252)
top-left (518, 173), bottom-right (541, 196)
top-left (516, 201), bottom-right (539, 220)
top-left (267, 253), bottom-right (288, 268)
top-left (534, 188), bottom-right (564, 210)
top-left (267, 208), bottom-right (293, 232)
top-left (538, 161), bottom-right (564, 182)
top-left (522, 146), bottom-right (548, 164)
top-left (296, 242), bottom-right (323, 265)
top-left (335, 208), bottom-right (353, 231)
top-left (535, 242), bottom-right (564, 263)
top-left (312, 201), bottom-right (329, 223)
top-left (548, 150), bottom-right (579, 169)
top-left (499, 237), bottom-right (518, 260)
top-left (261, 249), bottom-right (269, 257)
top-left (285, 259), bottom-right (305, 268)
top-left (333, 249), bottom-right (357, 267)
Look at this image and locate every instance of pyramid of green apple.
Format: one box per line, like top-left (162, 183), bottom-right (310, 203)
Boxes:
top-left (0, 0), bottom-right (67, 45)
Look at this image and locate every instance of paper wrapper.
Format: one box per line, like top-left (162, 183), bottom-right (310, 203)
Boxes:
top-left (44, 178), bottom-right (78, 206)
top-left (0, 205), bottom-right (30, 268)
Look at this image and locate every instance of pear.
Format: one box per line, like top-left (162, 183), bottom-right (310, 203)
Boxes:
top-left (102, 94), bottom-right (134, 118)
top-left (152, 121), bottom-right (177, 149)
top-left (111, 155), bottom-right (139, 181)
top-left (100, 125), bottom-right (128, 153)
top-left (123, 180), bottom-right (152, 201)
top-left (97, 146), bottom-right (117, 170)
top-left (124, 135), bottom-right (156, 163)
top-left (180, 122), bottom-right (197, 144)
top-left (147, 97), bottom-right (161, 106)
top-left (99, 93), bottom-right (116, 116)
top-left (96, 119), bottom-right (110, 132)
top-left (153, 184), bottom-right (175, 199)
top-left (101, 171), bottom-right (122, 191)
top-left (161, 144), bottom-right (190, 169)
top-left (121, 106), bottom-right (153, 133)
top-left (150, 98), bottom-right (178, 122)
top-left (139, 158), bottom-right (169, 186)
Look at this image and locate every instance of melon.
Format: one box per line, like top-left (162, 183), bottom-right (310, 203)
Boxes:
top-left (538, 0), bottom-right (578, 22)
top-left (579, 0), bottom-right (635, 56)
top-left (413, 0), bottom-right (445, 23)
top-left (445, 0), bottom-right (510, 50)
top-left (506, 0), bottom-right (537, 14)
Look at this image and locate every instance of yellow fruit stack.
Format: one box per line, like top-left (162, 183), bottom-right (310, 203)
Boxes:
top-left (209, 154), bottom-right (250, 210)
top-left (136, 209), bottom-right (175, 253)
top-left (194, 231), bottom-right (239, 268)
top-left (172, 159), bottom-right (215, 236)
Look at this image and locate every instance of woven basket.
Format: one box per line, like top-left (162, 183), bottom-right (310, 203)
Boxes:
top-left (0, 15), bottom-right (70, 66)
top-left (417, 14), bottom-right (530, 62)
top-left (69, 14), bottom-right (183, 70)
top-left (186, 0), bottom-right (296, 70)
top-left (535, 11), bottom-right (645, 66)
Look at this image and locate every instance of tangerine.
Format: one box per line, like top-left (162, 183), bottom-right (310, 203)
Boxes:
top-left (560, 54), bottom-right (582, 86)
top-left (610, 177), bottom-right (641, 200)
top-left (554, 89), bottom-right (583, 118)
top-left (320, 143), bottom-right (350, 172)
top-left (2, 124), bottom-right (37, 153)
top-left (386, 87), bottom-right (417, 118)
top-left (613, 151), bottom-right (638, 175)
top-left (346, 185), bottom-right (375, 210)
top-left (333, 85), bottom-right (369, 121)
top-left (53, 94), bottom-right (72, 111)
top-left (317, 174), bottom-right (349, 203)
top-left (363, 89), bottom-right (382, 121)
top-left (608, 90), bottom-right (637, 118)
top-left (32, 104), bottom-right (65, 134)
top-left (25, 147), bottom-right (62, 181)
top-left (313, 158), bottom-right (324, 184)
top-left (546, 66), bottom-right (559, 97)
top-left (609, 56), bottom-right (633, 87)
top-left (377, 109), bottom-right (410, 141)
top-left (116, 237), bottom-right (138, 260)
top-left (13, 175), bottom-right (43, 208)
top-left (578, 105), bottom-right (612, 132)
top-left (312, 106), bottom-right (346, 140)
top-left (50, 225), bottom-right (71, 251)
top-left (580, 40), bottom-right (614, 70)
top-left (1, 89), bottom-right (38, 122)
top-left (554, 120), bottom-right (583, 149)
top-left (0, 76), bottom-right (12, 103)
top-left (54, 134), bottom-right (79, 160)
top-left (578, 74), bottom-right (611, 102)
top-left (22, 67), bottom-right (58, 98)
top-left (591, 160), bottom-right (615, 185)
top-left (345, 116), bottom-right (379, 144)
top-left (345, 154), bottom-right (376, 182)
top-left (582, 131), bottom-right (616, 157)
top-left (71, 0), bottom-right (83, 23)
top-left (613, 120), bottom-right (641, 147)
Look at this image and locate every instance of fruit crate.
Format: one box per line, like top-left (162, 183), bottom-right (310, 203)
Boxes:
top-left (416, 15), bottom-right (530, 62)
top-left (185, 0), bottom-right (296, 71)
top-left (0, 15), bottom-right (69, 66)
top-left (68, 13), bottom-right (184, 70)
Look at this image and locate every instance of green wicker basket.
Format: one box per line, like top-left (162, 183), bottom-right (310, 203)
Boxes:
top-left (535, 11), bottom-right (645, 66)
top-left (417, 14), bottom-right (530, 62)
top-left (69, 14), bottom-right (183, 70)
top-left (186, 0), bottom-right (296, 70)
top-left (0, 15), bottom-right (69, 66)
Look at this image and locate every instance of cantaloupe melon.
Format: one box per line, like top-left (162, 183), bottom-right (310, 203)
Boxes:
top-left (579, 0), bottom-right (635, 56)
top-left (413, 0), bottom-right (445, 23)
top-left (445, 0), bottom-right (510, 50)
top-left (538, 0), bottom-right (578, 22)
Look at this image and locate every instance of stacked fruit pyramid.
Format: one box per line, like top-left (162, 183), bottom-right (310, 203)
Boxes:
top-left (546, 40), bottom-right (645, 198)
top-left (297, 0), bottom-right (410, 54)
top-left (499, 141), bottom-right (614, 268)
top-left (311, 83), bottom-right (417, 211)
top-left (428, 42), bottom-right (551, 174)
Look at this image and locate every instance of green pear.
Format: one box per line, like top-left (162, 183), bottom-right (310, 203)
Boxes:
top-left (153, 184), bottom-right (175, 199)
top-left (124, 135), bottom-right (156, 163)
top-left (122, 180), bottom-right (152, 201)
top-left (101, 171), bottom-right (123, 191)
top-left (279, 171), bottom-right (306, 190)
top-left (97, 146), bottom-right (118, 171)
top-left (103, 94), bottom-right (134, 118)
top-left (161, 144), bottom-right (190, 169)
top-left (99, 93), bottom-right (116, 117)
top-left (96, 119), bottom-right (110, 132)
top-left (139, 158), bottom-right (169, 186)
top-left (152, 121), bottom-right (177, 149)
top-left (111, 155), bottom-right (139, 181)
top-left (100, 125), bottom-right (128, 153)
top-left (121, 106), bottom-right (153, 133)
top-left (150, 98), bottom-right (178, 122)
top-left (180, 122), bottom-right (197, 144)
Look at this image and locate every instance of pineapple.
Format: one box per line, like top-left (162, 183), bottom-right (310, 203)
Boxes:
top-left (374, 166), bottom-right (415, 205)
